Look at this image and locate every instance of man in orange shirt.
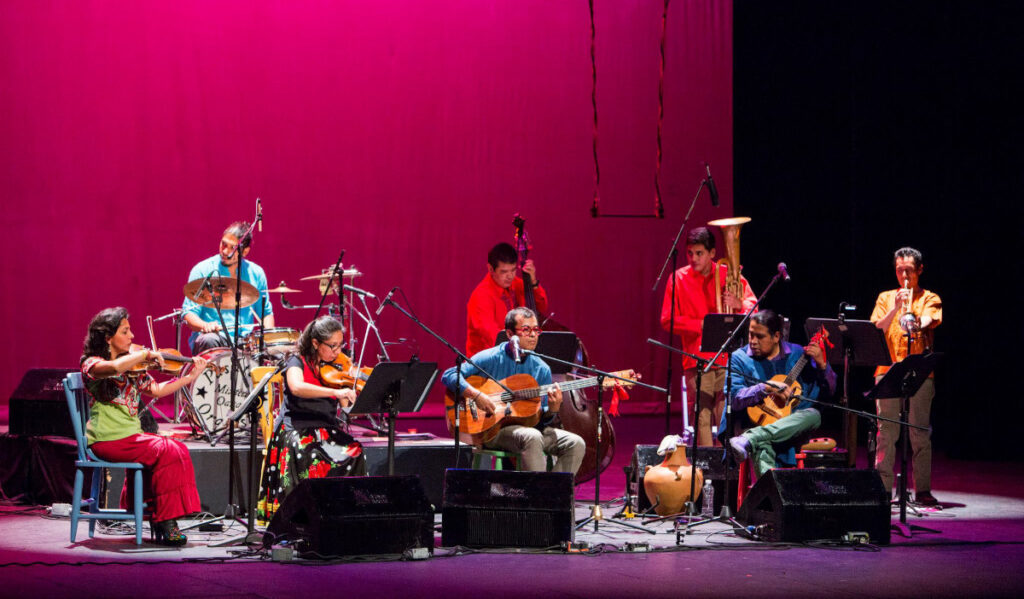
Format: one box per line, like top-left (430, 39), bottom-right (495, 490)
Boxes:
top-left (661, 227), bottom-right (756, 446)
top-left (871, 247), bottom-right (942, 505)
top-left (466, 243), bottom-right (549, 356)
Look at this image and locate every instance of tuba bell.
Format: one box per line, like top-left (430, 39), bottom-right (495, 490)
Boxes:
top-left (708, 216), bottom-right (751, 313)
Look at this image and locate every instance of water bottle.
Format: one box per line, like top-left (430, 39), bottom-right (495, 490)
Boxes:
top-left (701, 479), bottom-right (715, 517)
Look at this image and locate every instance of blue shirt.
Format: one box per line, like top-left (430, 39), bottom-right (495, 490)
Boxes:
top-left (182, 255), bottom-right (273, 346)
top-left (721, 341), bottom-right (836, 429)
top-left (441, 342), bottom-right (555, 423)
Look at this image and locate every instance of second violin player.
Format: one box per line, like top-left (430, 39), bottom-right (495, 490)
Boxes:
top-left (257, 316), bottom-right (367, 523)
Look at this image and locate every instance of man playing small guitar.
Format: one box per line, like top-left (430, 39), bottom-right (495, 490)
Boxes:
top-left (442, 307), bottom-right (585, 475)
top-left (723, 310), bottom-right (836, 477)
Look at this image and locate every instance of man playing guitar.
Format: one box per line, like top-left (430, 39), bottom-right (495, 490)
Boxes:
top-left (442, 307), bottom-right (584, 475)
top-left (724, 310), bottom-right (836, 476)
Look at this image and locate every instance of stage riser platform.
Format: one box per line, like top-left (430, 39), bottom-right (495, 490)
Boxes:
top-left (0, 434), bottom-right (469, 514)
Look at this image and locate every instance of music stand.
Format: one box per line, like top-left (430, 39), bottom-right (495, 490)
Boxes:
top-left (865, 352), bottom-right (941, 538)
top-left (805, 318), bottom-right (890, 466)
top-left (496, 331), bottom-right (579, 375)
top-left (349, 361), bottom-right (438, 475)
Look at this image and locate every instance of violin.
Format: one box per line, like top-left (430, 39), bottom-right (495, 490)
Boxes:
top-left (318, 352), bottom-right (372, 391)
top-left (126, 344), bottom-right (221, 376)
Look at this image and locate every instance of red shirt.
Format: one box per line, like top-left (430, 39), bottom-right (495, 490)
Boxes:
top-left (466, 273), bottom-right (549, 356)
top-left (660, 264), bottom-right (756, 369)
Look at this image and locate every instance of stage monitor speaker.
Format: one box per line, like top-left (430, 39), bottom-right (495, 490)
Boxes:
top-left (264, 475), bottom-right (434, 557)
top-left (8, 368), bottom-right (75, 437)
top-left (737, 468), bottom-right (891, 544)
top-left (630, 444), bottom-right (738, 514)
top-left (442, 469), bottom-right (574, 548)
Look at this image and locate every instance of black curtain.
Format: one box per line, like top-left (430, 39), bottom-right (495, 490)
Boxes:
top-left (734, 1), bottom-right (1021, 459)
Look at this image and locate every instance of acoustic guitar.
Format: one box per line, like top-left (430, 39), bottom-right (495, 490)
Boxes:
top-left (745, 327), bottom-right (830, 427)
top-left (445, 370), bottom-right (637, 446)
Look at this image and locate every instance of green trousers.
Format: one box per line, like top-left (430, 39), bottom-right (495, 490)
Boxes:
top-left (743, 408), bottom-right (821, 476)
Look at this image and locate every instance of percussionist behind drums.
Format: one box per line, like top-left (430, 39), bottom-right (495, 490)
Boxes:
top-left (182, 221), bottom-right (275, 354)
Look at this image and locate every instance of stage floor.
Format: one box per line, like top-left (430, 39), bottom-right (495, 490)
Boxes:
top-left (2, 414), bottom-right (1024, 598)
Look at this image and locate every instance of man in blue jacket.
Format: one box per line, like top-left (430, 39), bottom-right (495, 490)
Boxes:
top-left (723, 310), bottom-right (836, 476)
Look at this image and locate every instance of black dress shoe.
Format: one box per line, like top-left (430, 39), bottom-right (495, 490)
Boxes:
top-left (914, 491), bottom-right (939, 506)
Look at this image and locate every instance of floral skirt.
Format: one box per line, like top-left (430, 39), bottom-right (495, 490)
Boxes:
top-left (256, 421), bottom-right (365, 524)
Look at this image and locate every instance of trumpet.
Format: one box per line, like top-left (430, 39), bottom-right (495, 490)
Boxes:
top-left (898, 275), bottom-right (920, 334)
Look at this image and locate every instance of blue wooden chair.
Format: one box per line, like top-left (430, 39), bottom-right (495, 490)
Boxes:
top-left (63, 372), bottom-right (146, 544)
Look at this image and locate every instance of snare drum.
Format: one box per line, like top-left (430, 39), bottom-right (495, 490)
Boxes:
top-left (245, 327), bottom-right (300, 357)
top-left (183, 348), bottom-right (257, 436)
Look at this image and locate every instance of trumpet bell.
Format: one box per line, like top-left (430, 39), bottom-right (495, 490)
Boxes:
top-left (899, 312), bottom-right (920, 334)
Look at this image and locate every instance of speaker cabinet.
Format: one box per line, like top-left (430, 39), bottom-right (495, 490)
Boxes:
top-left (630, 444), bottom-right (738, 514)
top-left (442, 469), bottom-right (574, 548)
top-left (9, 368), bottom-right (75, 437)
top-left (737, 468), bottom-right (891, 544)
top-left (264, 475), bottom-right (434, 557)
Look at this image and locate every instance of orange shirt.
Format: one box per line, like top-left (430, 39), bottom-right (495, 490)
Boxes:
top-left (660, 263), bottom-right (756, 370)
top-left (870, 287), bottom-right (942, 377)
top-left (466, 273), bottom-right (549, 356)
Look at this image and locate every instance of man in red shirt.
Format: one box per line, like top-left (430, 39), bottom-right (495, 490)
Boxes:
top-left (660, 227), bottom-right (756, 446)
top-left (466, 243), bottom-right (549, 356)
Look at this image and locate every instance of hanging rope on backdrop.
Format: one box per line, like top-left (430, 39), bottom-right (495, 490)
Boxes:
top-left (589, 0), bottom-right (669, 219)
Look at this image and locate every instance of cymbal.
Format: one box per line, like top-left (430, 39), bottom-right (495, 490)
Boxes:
top-left (183, 276), bottom-right (260, 309)
top-left (268, 281), bottom-right (302, 294)
top-left (299, 268), bottom-right (363, 281)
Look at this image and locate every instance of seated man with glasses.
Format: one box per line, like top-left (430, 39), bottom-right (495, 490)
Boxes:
top-left (442, 307), bottom-right (585, 475)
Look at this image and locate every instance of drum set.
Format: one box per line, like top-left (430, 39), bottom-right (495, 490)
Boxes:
top-left (154, 265), bottom-right (375, 445)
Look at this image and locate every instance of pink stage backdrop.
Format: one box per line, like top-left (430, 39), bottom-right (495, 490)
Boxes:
top-left (1, 1), bottom-right (732, 415)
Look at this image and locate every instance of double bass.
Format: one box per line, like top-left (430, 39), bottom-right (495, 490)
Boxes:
top-left (512, 214), bottom-right (615, 484)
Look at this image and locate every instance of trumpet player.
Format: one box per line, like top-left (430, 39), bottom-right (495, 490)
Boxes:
top-left (871, 247), bottom-right (943, 505)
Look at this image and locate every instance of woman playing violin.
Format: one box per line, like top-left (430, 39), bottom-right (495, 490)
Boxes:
top-left (257, 316), bottom-right (366, 523)
top-left (80, 307), bottom-right (209, 546)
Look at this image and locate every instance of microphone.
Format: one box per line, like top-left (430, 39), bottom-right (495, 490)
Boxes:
top-left (704, 163), bottom-right (720, 207)
top-left (509, 335), bottom-right (522, 362)
top-left (375, 287), bottom-right (398, 316)
top-left (777, 262), bottom-right (791, 281)
top-left (342, 284), bottom-right (376, 299)
top-left (256, 198), bottom-right (263, 232)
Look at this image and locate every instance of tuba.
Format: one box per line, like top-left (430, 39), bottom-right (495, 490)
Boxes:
top-left (708, 217), bottom-right (751, 313)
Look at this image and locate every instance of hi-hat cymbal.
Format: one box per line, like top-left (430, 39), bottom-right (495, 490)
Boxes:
top-left (183, 276), bottom-right (260, 309)
top-left (268, 281), bottom-right (302, 294)
top-left (299, 268), bottom-right (363, 281)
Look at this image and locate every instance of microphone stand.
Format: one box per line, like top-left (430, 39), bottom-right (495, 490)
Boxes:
top-left (524, 348), bottom-right (664, 534)
top-left (209, 356), bottom-right (289, 545)
top-left (153, 308), bottom-right (186, 424)
top-left (670, 267), bottom-right (784, 538)
top-left (314, 250), bottom-right (345, 320)
top-left (377, 292), bottom-right (513, 468)
top-left (652, 175), bottom-right (712, 436)
top-left (728, 370), bottom-right (927, 432)
top-left (222, 216), bottom-right (259, 536)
